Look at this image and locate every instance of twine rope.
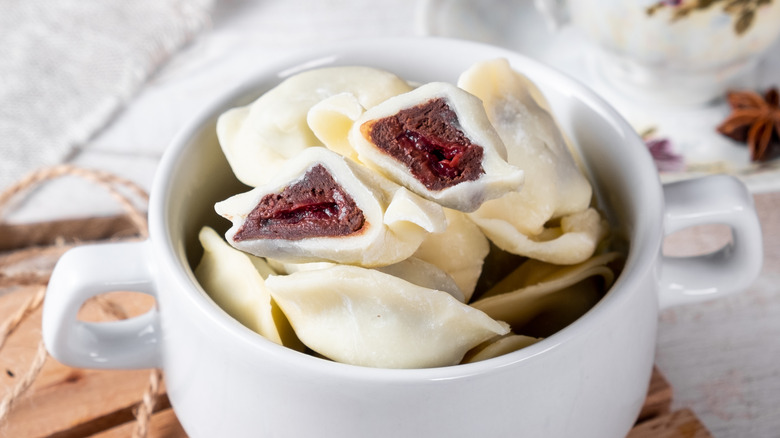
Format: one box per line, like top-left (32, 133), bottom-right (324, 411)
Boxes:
top-left (0, 286), bottom-right (46, 352)
top-left (133, 369), bottom-right (163, 438)
top-left (0, 340), bottom-right (48, 422)
top-left (0, 164), bottom-right (149, 238)
top-left (0, 165), bottom-right (160, 436)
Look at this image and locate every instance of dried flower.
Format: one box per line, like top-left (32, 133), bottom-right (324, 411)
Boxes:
top-left (645, 137), bottom-right (686, 172)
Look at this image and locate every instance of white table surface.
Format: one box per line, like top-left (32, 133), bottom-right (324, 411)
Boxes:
top-left (4, 1), bottom-right (779, 437)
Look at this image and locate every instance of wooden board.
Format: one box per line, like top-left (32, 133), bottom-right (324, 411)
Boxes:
top-left (0, 214), bottom-right (713, 437)
top-left (87, 367), bottom-right (710, 438)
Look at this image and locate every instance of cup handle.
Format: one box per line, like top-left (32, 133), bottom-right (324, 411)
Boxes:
top-left (42, 241), bottom-right (161, 369)
top-left (659, 175), bottom-right (763, 308)
top-left (533, 0), bottom-right (570, 31)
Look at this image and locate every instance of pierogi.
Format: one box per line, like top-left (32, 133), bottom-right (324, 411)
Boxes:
top-left (197, 60), bottom-right (622, 369)
top-left (264, 257), bottom-right (466, 303)
top-left (194, 226), bottom-right (303, 350)
top-left (462, 334), bottom-right (542, 364)
top-left (264, 265), bottom-right (508, 368)
top-left (218, 66), bottom-right (413, 187)
top-left (458, 58), bottom-right (608, 265)
top-left (471, 252), bottom-right (621, 329)
top-left (413, 208), bottom-right (489, 302)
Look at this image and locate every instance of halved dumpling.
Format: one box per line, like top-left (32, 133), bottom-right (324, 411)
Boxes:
top-left (349, 82), bottom-right (524, 212)
top-left (218, 66), bottom-right (413, 187)
top-left (215, 147), bottom-right (446, 267)
top-left (265, 265), bottom-right (509, 368)
top-left (194, 226), bottom-right (303, 350)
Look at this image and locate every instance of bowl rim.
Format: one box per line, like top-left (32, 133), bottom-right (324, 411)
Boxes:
top-left (150, 36), bottom-right (664, 381)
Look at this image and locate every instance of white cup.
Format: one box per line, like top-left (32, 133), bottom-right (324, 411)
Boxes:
top-left (535, 0), bottom-right (780, 105)
top-left (42, 37), bottom-right (763, 438)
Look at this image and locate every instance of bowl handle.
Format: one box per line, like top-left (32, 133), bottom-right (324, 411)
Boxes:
top-left (659, 175), bottom-right (763, 308)
top-left (42, 241), bottom-right (161, 369)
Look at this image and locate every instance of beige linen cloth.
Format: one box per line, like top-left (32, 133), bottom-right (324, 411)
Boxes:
top-left (0, 0), bottom-right (213, 189)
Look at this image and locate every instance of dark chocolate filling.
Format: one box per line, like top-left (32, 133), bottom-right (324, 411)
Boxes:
top-left (365, 98), bottom-right (484, 191)
top-left (233, 164), bottom-right (365, 241)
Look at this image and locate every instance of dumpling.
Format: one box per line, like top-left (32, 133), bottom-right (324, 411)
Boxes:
top-left (480, 250), bottom-right (619, 299)
top-left (265, 265), bottom-right (509, 368)
top-left (470, 252), bottom-right (621, 328)
top-left (461, 333), bottom-right (542, 363)
top-left (215, 147), bottom-right (446, 267)
top-left (458, 58), bottom-right (593, 225)
top-left (413, 208), bottom-right (490, 302)
top-left (265, 257), bottom-right (465, 302)
top-left (348, 82), bottom-right (524, 212)
top-left (307, 92), bottom-right (365, 161)
top-left (470, 207), bottom-right (608, 265)
top-left (458, 58), bottom-right (607, 264)
top-left (376, 257), bottom-right (465, 303)
top-left (218, 66), bottom-right (413, 187)
top-left (194, 226), bottom-right (303, 350)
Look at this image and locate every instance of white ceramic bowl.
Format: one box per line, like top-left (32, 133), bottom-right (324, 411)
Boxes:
top-left (42, 37), bottom-right (762, 438)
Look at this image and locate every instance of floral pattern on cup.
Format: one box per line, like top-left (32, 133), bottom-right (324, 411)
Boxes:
top-left (646, 0), bottom-right (774, 35)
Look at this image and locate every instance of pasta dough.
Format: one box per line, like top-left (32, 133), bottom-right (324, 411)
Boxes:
top-left (218, 66), bottom-right (413, 187)
top-left (349, 82), bottom-right (524, 212)
top-left (265, 265), bottom-right (509, 368)
top-left (215, 147), bottom-right (446, 267)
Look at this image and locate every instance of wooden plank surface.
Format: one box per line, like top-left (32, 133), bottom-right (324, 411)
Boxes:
top-left (78, 367), bottom-right (702, 438)
top-left (656, 190), bottom-right (779, 437)
top-left (81, 366), bottom-right (707, 438)
top-left (637, 366), bottom-right (673, 423)
top-left (0, 214), bottom-right (140, 252)
top-left (0, 287), bottom-right (162, 438)
top-left (93, 409), bottom-right (187, 438)
top-left (628, 409), bottom-right (713, 438)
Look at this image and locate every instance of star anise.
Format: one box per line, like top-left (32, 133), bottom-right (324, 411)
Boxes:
top-left (716, 87), bottom-right (780, 162)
